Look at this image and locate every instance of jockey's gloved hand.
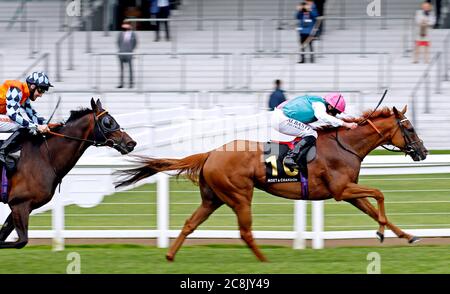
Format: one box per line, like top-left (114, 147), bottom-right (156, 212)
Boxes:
top-left (37, 124), bottom-right (50, 134)
top-left (48, 122), bottom-right (64, 129)
top-left (343, 122), bottom-right (358, 130)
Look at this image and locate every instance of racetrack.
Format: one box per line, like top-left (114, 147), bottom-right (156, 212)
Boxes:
top-left (0, 244), bottom-right (448, 273)
top-left (9, 172), bottom-right (447, 274)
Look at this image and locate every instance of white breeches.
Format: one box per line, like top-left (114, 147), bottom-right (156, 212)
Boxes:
top-left (271, 108), bottom-right (318, 139)
top-left (0, 115), bottom-right (20, 132)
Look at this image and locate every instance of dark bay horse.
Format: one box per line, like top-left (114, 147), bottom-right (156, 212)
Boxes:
top-left (0, 98), bottom-right (136, 248)
top-left (116, 106), bottom-right (427, 262)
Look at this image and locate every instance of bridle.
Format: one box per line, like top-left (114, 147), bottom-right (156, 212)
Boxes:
top-left (335, 115), bottom-right (422, 161)
top-left (47, 110), bottom-right (125, 148)
top-left (377, 117), bottom-right (423, 157)
top-left (43, 110), bottom-right (127, 179)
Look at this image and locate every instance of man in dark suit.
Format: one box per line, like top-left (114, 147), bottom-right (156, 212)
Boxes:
top-left (117, 22), bottom-right (138, 88)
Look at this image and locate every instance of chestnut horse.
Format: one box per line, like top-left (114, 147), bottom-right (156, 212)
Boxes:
top-left (0, 98), bottom-right (136, 248)
top-left (116, 106), bottom-right (427, 262)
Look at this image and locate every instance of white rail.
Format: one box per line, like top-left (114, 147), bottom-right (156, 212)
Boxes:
top-left (1, 155), bottom-right (449, 251)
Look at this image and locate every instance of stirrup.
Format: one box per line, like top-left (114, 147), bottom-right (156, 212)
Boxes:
top-left (283, 156), bottom-right (298, 169)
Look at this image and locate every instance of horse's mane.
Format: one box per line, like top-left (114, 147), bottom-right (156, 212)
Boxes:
top-left (66, 108), bottom-right (93, 123)
top-left (316, 106), bottom-right (394, 132)
top-left (50, 108), bottom-right (93, 132)
top-left (343, 107), bottom-right (393, 123)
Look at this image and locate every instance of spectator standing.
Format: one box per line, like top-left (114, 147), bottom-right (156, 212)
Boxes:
top-left (268, 79), bottom-right (287, 111)
top-left (149, 0), bottom-right (159, 31)
top-left (296, 1), bottom-right (318, 64)
top-left (117, 22), bottom-right (138, 88)
top-left (427, 0), bottom-right (441, 28)
top-left (314, 0), bottom-right (326, 35)
top-left (413, 1), bottom-right (436, 64)
top-left (152, 0), bottom-right (171, 41)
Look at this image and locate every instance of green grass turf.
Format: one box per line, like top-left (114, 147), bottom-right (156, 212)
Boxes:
top-left (369, 149), bottom-right (450, 155)
top-left (0, 244), bottom-right (448, 273)
top-left (29, 173), bottom-right (450, 232)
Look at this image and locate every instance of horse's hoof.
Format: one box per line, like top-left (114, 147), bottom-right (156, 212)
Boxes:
top-left (166, 253), bottom-right (174, 262)
top-left (408, 236), bottom-right (421, 244)
top-left (376, 231), bottom-right (384, 243)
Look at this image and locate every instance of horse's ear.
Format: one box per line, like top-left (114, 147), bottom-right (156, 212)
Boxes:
top-left (96, 99), bottom-right (103, 110)
top-left (90, 98), bottom-right (97, 111)
top-left (401, 105), bottom-right (407, 114)
top-left (393, 106), bottom-right (399, 117)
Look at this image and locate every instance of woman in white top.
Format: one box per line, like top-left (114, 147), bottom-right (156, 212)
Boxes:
top-left (413, 2), bottom-right (436, 64)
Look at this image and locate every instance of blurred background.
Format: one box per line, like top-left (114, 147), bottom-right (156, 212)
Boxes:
top-left (0, 0), bottom-right (449, 259)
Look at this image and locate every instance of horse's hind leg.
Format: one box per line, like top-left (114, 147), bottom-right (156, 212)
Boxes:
top-left (0, 213), bottom-right (15, 241)
top-left (346, 198), bottom-right (419, 243)
top-left (166, 178), bottom-right (223, 261)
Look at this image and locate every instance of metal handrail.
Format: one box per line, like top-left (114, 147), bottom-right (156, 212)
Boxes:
top-left (207, 89), bottom-right (364, 110)
top-left (125, 18), bottom-right (264, 54)
top-left (6, 0), bottom-right (27, 32)
top-left (90, 52), bottom-right (233, 92)
top-left (410, 52), bottom-right (442, 127)
top-left (55, 28), bottom-right (75, 82)
top-left (0, 19), bottom-right (39, 57)
top-left (15, 52), bottom-right (50, 80)
top-left (46, 89), bottom-right (361, 113)
top-left (271, 16), bottom-right (414, 55)
top-left (241, 52), bottom-right (390, 92)
top-left (46, 89), bottom-right (363, 115)
top-left (443, 32), bottom-right (450, 81)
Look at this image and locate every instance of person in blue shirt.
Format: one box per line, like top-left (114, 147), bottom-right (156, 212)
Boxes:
top-left (268, 79), bottom-right (287, 111)
top-left (271, 93), bottom-right (358, 170)
top-left (296, 1), bottom-right (318, 63)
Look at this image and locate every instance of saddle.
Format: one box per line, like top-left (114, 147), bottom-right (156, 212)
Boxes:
top-left (263, 138), bottom-right (316, 199)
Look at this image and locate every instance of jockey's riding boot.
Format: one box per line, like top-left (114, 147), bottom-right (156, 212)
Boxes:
top-left (283, 136), bottom-right (316, 170)
top-left (0, 130), bottom-right (23, 172)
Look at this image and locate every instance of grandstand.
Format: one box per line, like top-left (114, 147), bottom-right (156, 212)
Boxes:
top-left (1, 0), bottom-right (449, 151)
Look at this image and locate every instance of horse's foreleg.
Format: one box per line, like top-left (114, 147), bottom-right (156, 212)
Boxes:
top-left (166, 201), bottom-right (222, 262)
top-left (338, 183), bottom-right (388, 231)
top-left (234, 204), bottom-right (268, 262)
top-left (0, 213), bottom-right (15, 241)
top-left (0, 203), bottom-right (30, 249)
top-left (346, 198), bottom-right (419, 243)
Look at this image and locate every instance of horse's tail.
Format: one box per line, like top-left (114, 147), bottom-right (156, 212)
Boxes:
top-left (114, 152), bottom-right (211, 188)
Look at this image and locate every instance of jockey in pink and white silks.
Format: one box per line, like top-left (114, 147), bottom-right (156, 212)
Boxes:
top-left (271, 93), bottom-right (358, 170)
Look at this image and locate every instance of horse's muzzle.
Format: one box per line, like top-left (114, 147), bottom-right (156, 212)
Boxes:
top-left (114, 140), bottom-right (136, 154)
top-left (410, 148), bottom-right (428, 161)
top-left (124, 140), bottom-right (137, 154)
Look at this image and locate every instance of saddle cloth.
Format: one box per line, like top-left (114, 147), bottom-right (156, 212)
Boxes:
top-left (263, 138), bottom-right (316, 183)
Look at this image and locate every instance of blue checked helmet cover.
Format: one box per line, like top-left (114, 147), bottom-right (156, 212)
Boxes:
top-left (26, 71), bottom-right (53, 90)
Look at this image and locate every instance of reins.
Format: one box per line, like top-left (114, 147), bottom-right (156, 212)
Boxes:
top-left (333, 89), bottom-right (401, 160)
top-left (358, 89), bottom-right (388, 126)
top-left (45, 110), bottom-right (114, 147)
top-left (41, 110), bottom-right (121, 181)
